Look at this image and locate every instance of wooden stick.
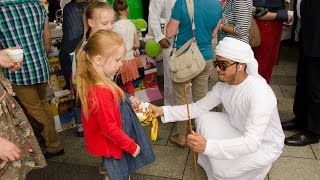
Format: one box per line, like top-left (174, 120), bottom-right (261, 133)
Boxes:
top-left (184, 83), bottom-right (199, 180)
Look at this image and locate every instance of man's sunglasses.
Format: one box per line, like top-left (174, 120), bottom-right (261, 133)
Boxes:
top-left (213, 61), bottom-right (238, 71)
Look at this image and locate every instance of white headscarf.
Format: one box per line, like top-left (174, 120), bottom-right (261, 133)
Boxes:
top-left (215, 37), bottom-right (265, 81)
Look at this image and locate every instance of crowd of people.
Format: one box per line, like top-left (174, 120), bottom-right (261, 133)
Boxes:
top-left (0, 0), bottom-right (319, 179)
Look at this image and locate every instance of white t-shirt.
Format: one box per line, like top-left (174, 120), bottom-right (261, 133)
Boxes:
top-left (113, 19), bottom-right (136, 60)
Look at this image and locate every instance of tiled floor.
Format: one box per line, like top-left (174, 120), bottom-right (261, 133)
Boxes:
top-left (27, 45), bottom-right (320, 180)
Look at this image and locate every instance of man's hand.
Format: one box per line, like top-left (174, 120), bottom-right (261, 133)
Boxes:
top-left (130, 96), bottom-right (140, 109)
top-left (159, 38), bottom-right (170, 49)
top-left (187, 131), bottom-right (207, 153)
top-left (0, 48), bottom-right (22, 71)
top-left (0, 137), bottom-right (21, 162)
top-left (148, 104), bottom-right (164, 117)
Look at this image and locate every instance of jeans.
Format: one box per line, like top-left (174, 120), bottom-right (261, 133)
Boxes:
top-left (72, 106), bottom-right (83, 132)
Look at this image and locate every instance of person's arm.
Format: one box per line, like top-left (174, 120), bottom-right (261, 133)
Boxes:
top-left (43, 19), bottom-right (51, 56)
top-left (166, 0), bottom-right (182, 39)
top-left (258, 12), bottom-right (277, 20)
top-left (219, 24), bottom-right (236, 36)
top-left (254, 7), bottom-right (292, 23)
top-left (150, 83), bottom-right (223, 123)
top-left (233, 0), bottom-right (252, 38)
top-left (202, 86), bottom-right (278, 160)
top-left (221, 0), bottom-right (252, 37)
top-left (166, 18), bottom-right (180, 39)
top-left (96, 88), bottom-right (138, 156)
top-left (0, 137), bottom-right (21, 162)
top-left (148, 0), bottom-right (166, 42)
top-left (133, 30), bottom-right (140, 50)
top-left (260, 11), bottom-right (293, 24)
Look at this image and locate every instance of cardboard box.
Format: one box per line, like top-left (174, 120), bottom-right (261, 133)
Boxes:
top-left (48, 56), bottom-right (61, 73)
top-left (49, 74), bottom-right (66, 92)
top-left (144, 68), bottom-right (158, 88)
top-left (134, 67), bottom-right (162, 102)
top-left (50, 90), bottom-right (75, 132)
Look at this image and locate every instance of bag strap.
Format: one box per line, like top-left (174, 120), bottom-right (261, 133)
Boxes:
top-left (173, 0), bottom-right (196, 56)
top-left (175, 39), bottom-right (193, 56)
top-left (186, 0), bottom-right (195, 33)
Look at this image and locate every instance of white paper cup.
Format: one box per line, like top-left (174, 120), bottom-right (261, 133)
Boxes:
top-left (6, 49), bottom-right (24, 63)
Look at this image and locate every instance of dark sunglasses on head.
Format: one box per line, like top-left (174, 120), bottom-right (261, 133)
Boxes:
top-left (213, 61), bottom-right (238, 71)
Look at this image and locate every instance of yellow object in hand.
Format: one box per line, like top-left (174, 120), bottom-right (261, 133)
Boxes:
top-left (135, 102), bottom-right (159, 141)
top-left (150, 117), bottom-right (158, 141)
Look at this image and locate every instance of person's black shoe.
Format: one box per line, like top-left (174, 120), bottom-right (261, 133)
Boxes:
top-left (77, 131), bottom-right (84, 137)
top-left (281, 120), bottom-right (298, 130)
top-left (44, 149), bottom-right (65, 159)
top-left (285, 132), bottom-right (319, 146)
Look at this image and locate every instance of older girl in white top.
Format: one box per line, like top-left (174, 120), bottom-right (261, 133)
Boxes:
top-left (113, 0), bottom-right (140, 95)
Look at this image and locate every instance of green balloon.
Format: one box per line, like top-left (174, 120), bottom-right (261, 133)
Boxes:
top-left (145, 40), bottom-right (162, 57)
top-left (130, 19), bottom-right (139, 30)
top-left (135, 18), bottom-right (148, 30)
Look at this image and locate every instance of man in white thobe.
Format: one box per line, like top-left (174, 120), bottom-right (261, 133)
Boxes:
top-left (148, 0), bottom-right (176, 105)
top-left (149, 37), bottom-right (285, 180)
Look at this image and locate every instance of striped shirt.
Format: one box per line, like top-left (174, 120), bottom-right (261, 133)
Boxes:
top-left (219, 0), bottom-right (252, 43)
top-left (0, 0), bottom-right (50, 85)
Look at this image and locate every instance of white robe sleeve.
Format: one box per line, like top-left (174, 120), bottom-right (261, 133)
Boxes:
top-left (161, 85), bottom-right (222, 122)
top-left (203, 85), bottom-right (278, 160)
top-left (148, 0), bottom-right (166, 42)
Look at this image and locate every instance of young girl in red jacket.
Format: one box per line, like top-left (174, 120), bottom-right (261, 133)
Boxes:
top-left (76, 30), bottom-right (155, 180)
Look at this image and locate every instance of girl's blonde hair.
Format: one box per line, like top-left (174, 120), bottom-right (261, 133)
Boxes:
top-left (76, 30), bottom-right (125, 119)
top-left (81, 0), bottom-right (114, 45)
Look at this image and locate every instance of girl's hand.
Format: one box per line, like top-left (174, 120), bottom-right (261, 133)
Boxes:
top-left (132, 144), bottom-right (140, 157)
top-left (0, 137), bottom-right (21, 162)
top-left (148, 104), bottom-right (164, 117)
top-left (130, 96), bottom-right (140, 109)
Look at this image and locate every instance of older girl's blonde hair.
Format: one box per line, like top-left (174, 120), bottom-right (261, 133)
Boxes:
top-left (81, 0), bottom-right (114, 45)
top-left (76, 30), bottom-right (125, 119)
